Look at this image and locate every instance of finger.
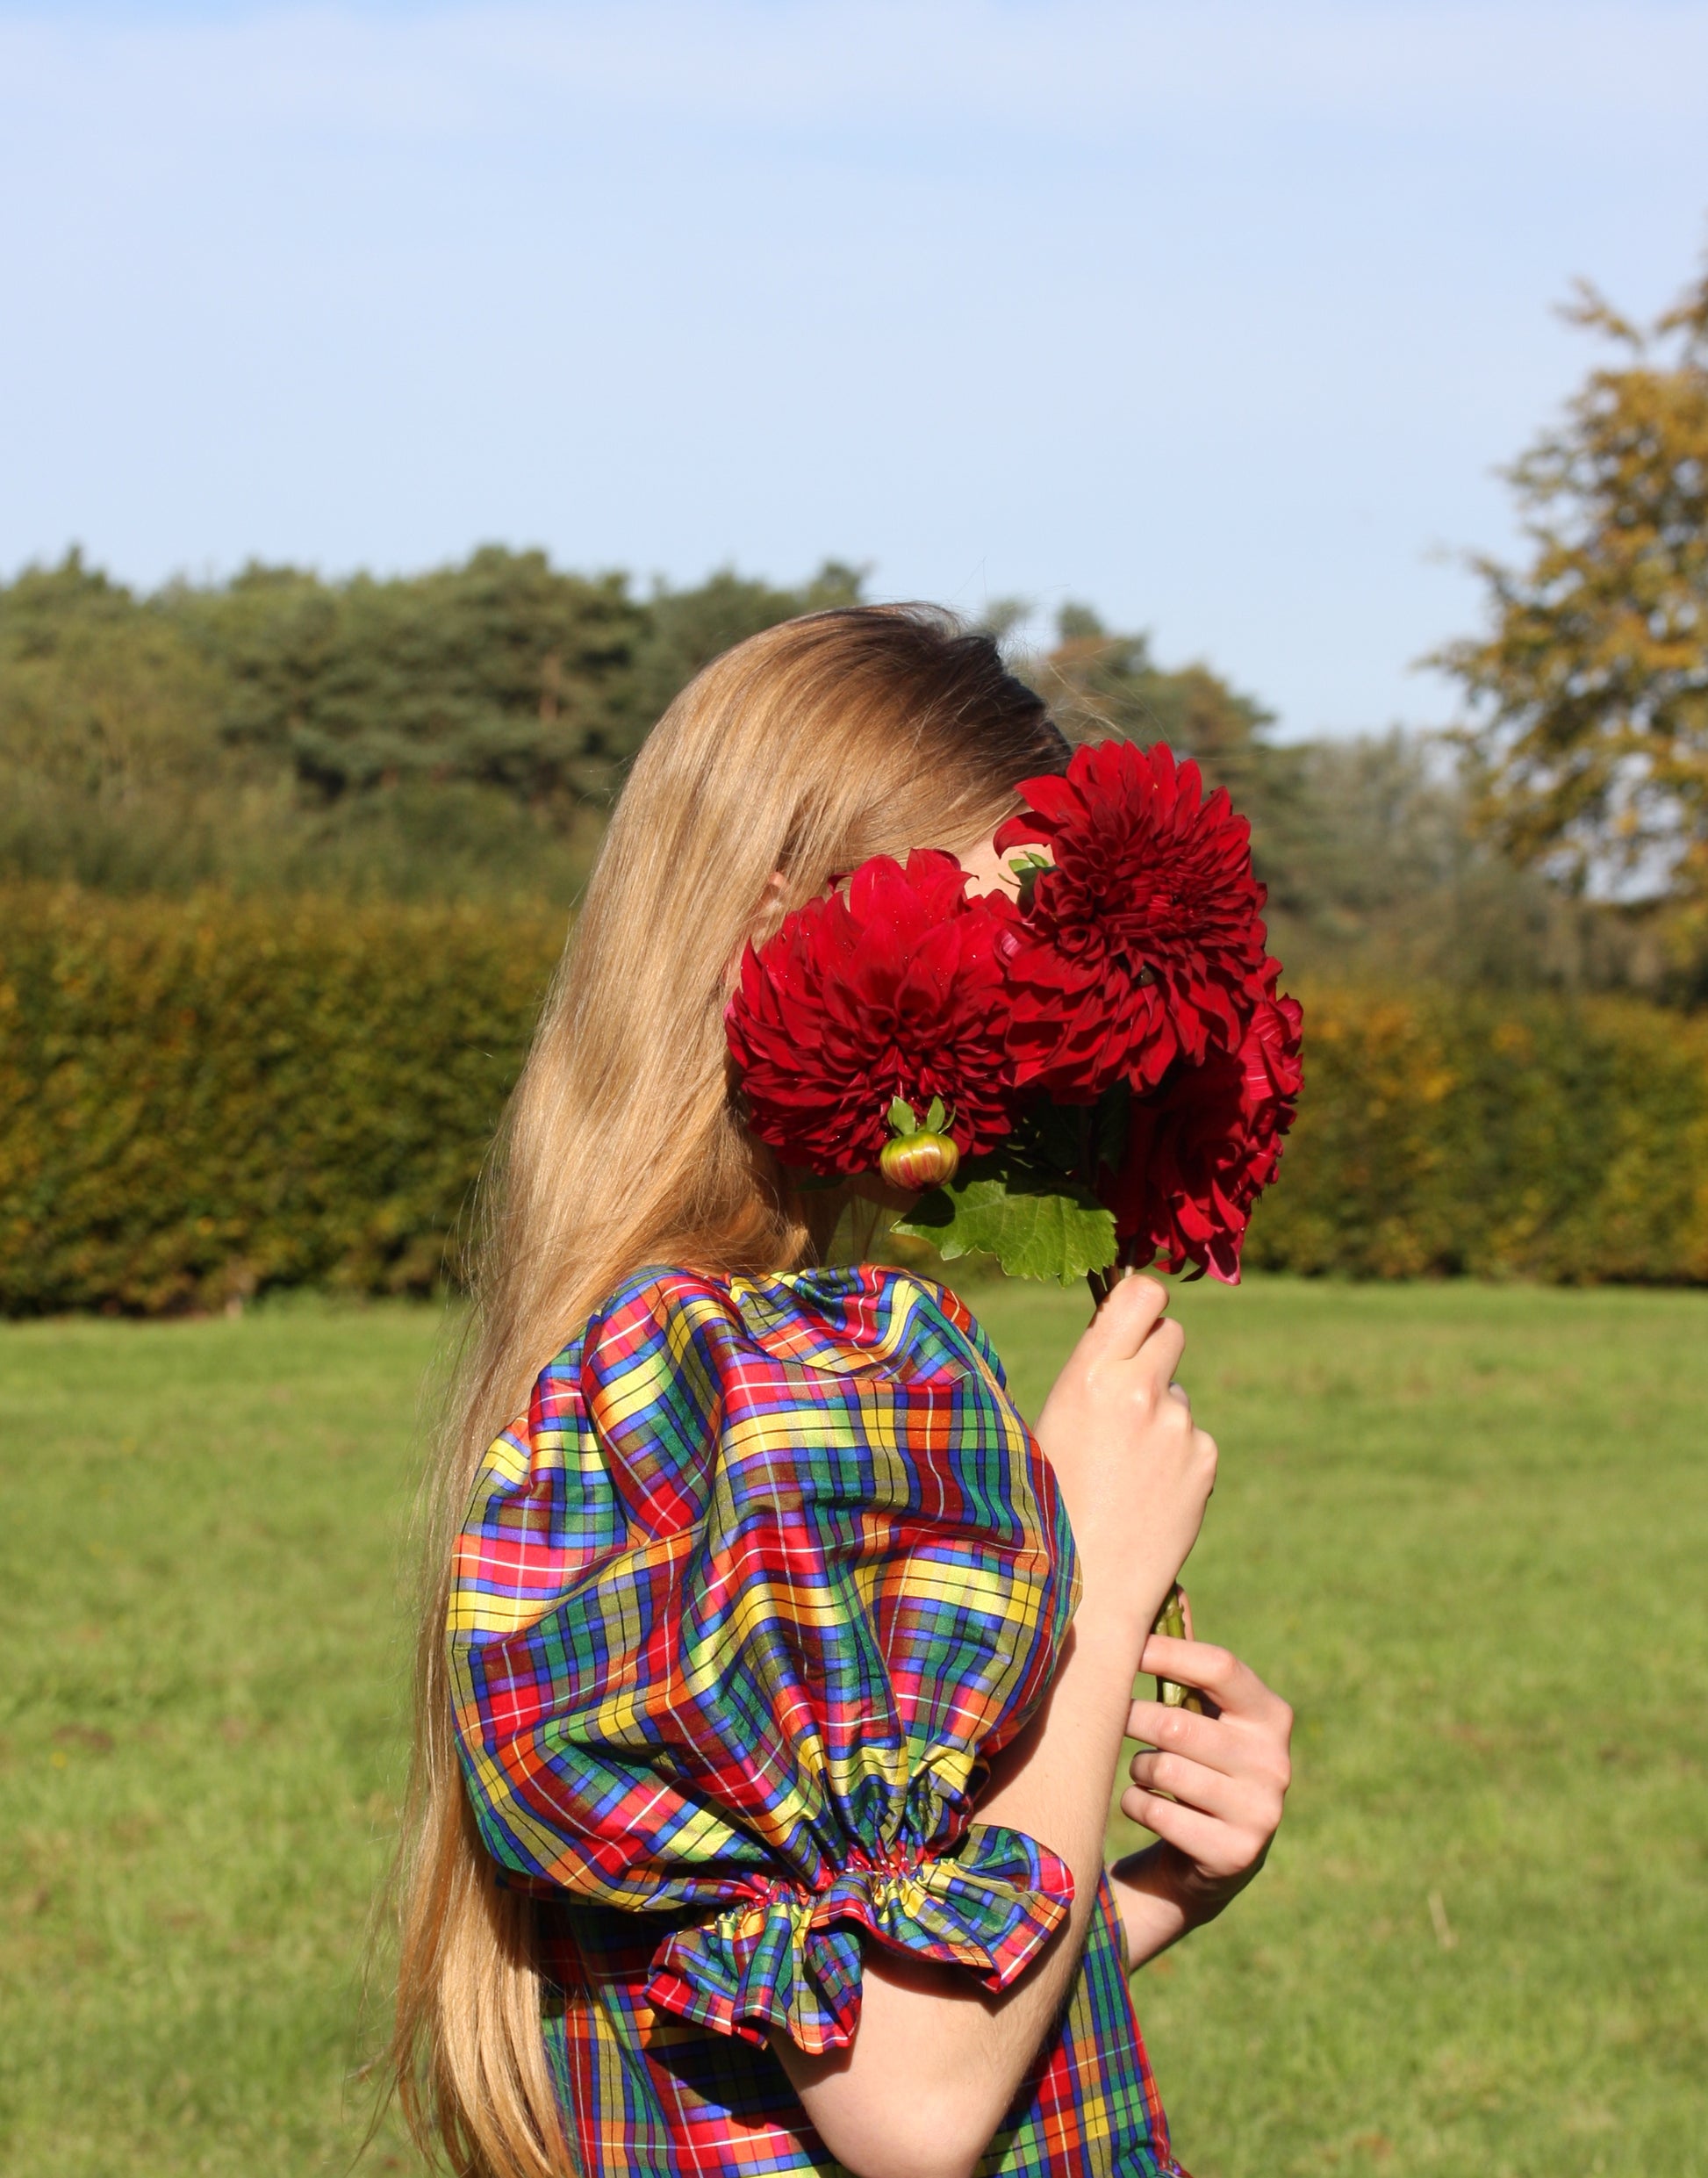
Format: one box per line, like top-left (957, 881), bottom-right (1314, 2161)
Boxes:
top-left (1086, 1273), bottom-right (1169, 1357)
top-left (1125, 1701), bottom-right (1245, 1776)
top-left (1137, 1637), bottom-right (1281, 1722)
top-left (1118, 1786), bottom-right (1243, 1871)
top-left (1130, 1696), bottom-right (1293, 1813)
top-left (1115, 1314), bottom-right (1184, 1395)
top-left (1126, 1750), bottom-right (1254, 1823)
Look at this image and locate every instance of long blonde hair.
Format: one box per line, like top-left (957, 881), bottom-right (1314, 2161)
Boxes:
top-left (388, 605), bottom-right (1066, 2176)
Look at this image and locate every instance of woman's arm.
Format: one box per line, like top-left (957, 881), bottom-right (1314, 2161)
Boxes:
top-left (1110, 1631), bottom-right (1294, 1969)
top-left (777, 1598), bottom-right (1153, 2178)
top-left (773, 1276), bottom-right (1217, 2178)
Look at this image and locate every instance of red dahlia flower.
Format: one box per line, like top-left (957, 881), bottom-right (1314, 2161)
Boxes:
top-left (725, 849), bottom-right (1016, 1178)
top-left (994, 740), bottom-right (1271, 1099)
top-left (1105, 983), bottom-right (1303, 1283)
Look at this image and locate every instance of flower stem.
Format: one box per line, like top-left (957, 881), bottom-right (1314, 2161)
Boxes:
top-left (1152, 1583), bottom-right (1207, 1714)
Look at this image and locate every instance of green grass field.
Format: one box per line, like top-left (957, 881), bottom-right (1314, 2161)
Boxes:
top-left (2, 1276), bottom-right (1704, 2177)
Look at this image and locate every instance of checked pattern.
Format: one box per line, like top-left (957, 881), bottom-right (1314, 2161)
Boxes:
top-left (449, 1263), bottom-right (1185, 2176)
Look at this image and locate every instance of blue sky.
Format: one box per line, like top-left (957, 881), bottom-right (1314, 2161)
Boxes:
top-left (2, 1), bottom-right (1705, 737)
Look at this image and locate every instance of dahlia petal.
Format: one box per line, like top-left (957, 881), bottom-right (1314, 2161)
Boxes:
top-left (727, 849), bottom-right (1018, 1176)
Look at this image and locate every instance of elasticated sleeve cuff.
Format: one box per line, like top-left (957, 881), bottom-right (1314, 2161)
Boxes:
top-left (644, 1823), bottom-right (1075, 2054)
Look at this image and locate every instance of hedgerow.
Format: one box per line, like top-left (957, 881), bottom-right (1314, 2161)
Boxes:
top-left (0, 886), bottom-right (561, 1313)
top-left (1249, 986), bottom-right (1708, 1282)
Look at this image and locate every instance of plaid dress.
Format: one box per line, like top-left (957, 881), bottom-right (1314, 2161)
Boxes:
top-left (449, 1264), bottom-right (1185, 2176)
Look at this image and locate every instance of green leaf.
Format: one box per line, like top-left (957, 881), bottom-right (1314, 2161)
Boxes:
top-left (1006, 849), bottom-right (1051, 913)
top-left (888, 1097), bottom-right (917, 1136)
top-left (894, 1166), bottom-right (1117, 1286)
top-left (923, 1095), bottom-right (947, 1134)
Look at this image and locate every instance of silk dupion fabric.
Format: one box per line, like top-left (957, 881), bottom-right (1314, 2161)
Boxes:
top-left (449, 1264), bottom-right (1184, 2176)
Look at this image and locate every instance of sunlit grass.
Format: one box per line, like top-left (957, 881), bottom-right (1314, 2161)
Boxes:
top-left (978, 1276), bottom-right (1708, 2178)
top-left (2, 1276), bottom-right (1704, 2176)
top-left (0, 1299), bottom-right (434, 2177)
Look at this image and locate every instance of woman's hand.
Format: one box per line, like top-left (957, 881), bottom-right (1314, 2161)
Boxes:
top-left (1109, 1635), bottom-right (1294, 1967)
top-left (1031, 1275), bottom-right (1217, 1654)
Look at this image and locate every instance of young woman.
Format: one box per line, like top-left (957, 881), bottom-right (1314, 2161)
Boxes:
top-left (391, 607), bottom-right (1294, 2178)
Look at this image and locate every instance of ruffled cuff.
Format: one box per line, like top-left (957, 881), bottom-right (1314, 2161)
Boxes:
top-left (644, 1823), bottom-right (1075, 2054)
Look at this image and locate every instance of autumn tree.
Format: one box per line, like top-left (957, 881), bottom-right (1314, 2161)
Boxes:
top-left (1433, 255), bottom-right (1708, 973)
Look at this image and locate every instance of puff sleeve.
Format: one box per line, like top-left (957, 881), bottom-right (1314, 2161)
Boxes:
top-left (447, 1264), bottom-right (1080, 2054)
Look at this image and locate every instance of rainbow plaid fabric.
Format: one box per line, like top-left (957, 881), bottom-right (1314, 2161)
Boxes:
top-left (449, 1264), bottom-right (1186, 2175)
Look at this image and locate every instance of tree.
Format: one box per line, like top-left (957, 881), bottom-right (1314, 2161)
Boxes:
top-left (167, 547), bottom-right (650, 809)
top-left (0, 551), bottom-right (240, 889)
top-left (0, 550), bottom-right (219, 794)
top-left (1432, 255), bottom-right (1708, 971)
top-left (0, 550), bottom-right (872, 898)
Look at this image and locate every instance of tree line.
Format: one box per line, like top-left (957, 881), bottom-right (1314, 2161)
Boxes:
top-left (0, 549), bottom-right (864, 907)
top-left (4, 248), bottom-right (1704, 999)
top-left (0, 544), bottom-right (1675, 997)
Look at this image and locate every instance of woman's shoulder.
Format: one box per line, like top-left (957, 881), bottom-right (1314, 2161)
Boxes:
top-left (543, 1260), bottom-right (1007, 1398)
top-left (581, 1262), bottom-right (743, 1344)
top-left (733, 1262), bottom-right (1007, 1390)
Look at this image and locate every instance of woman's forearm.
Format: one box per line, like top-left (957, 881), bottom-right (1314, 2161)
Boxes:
top-left (773, 1594), bottom-right (1150, 2178)
top-left (1107, 1842), bottom-right (1199, 1968)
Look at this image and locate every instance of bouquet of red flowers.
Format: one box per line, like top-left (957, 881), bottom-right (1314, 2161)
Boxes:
top-left (726, 739), bottom-right (1303, 1290)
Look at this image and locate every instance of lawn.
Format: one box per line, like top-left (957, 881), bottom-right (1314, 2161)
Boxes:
top-left (1, 1275), bottom-right (1704, 2177)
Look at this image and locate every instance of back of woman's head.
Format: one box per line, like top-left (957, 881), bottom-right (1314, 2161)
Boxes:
top-left (491, 603), bottom-right (1065, 1395)
top-left (391, 602), bottom-right (1066, 2178)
